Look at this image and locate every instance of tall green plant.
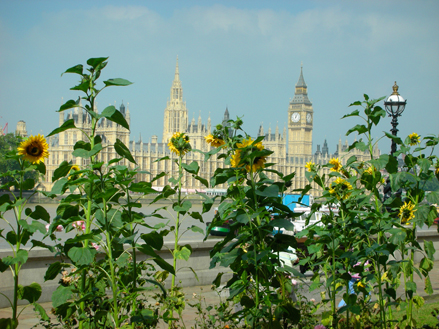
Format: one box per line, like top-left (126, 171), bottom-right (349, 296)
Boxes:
top-left (205, 119), bottom-right (302, 328)
top-left (42, 57), bottom-right (169, 328)
top-left (0, 134), bottom-right (49, 329)
top-left (300, 94), bottom-right (438, 329)
top-left (148, 131), bottom-right (209, 328)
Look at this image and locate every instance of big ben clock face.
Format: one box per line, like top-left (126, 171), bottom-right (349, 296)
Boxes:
top-left (291, 112), bottom-right (300, 123)
top-left (306, 113), bottom-right (312, 123)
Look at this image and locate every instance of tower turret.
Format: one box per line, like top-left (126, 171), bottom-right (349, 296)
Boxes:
top-left (162, 56), bottom-right (188, 142)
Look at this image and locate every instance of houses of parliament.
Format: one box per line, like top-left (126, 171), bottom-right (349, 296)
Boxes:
top-left (31, 58), bottom-right (379, 196)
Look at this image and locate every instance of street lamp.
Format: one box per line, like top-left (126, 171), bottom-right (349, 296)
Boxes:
top-left (384, 82), bottom-right (407, 155)
top-left (383, 82), bottom-right (406, 203)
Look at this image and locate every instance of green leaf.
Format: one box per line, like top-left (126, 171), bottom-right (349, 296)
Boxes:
top-left (424, 240), bottom-right (435, 260)
top-left (269, 218), bottom-right (295, 231)
top-left (74, 140), bottom-right (91, 151)
top-left (62, 64), bottom-right (83, 76)
top-left (426, 191), bottom-right (439, 204)
top-left (68, 247), bottom-right (96, 265)
top-left (114, 138), bottom-right (136, 164)
top-left (348, 101), bottom-right (362, 107)
top-left (384, 131), bottom-right (403, 145)
top-left (59, 99), bottom-right (79, 112)
top-left (52, 285), bottom-right (73, 308)
top-left (31, 240), bottom-right (55, 252)
top-left (342, 109), bottom-right (360, 118)
top-left (182, 161), bottom-right (199, 175)
top-left (0, 258), bottom-right (9, 272)
top-left (103, 78), bottom-right (133, 87)
top-left (44, 262), bottom-right (63, 281)
top-left (173, 200), bottom-right (192, 213)
top-left (33, 302), bottom-right (50, 321)
top-left (87, 57), bottom-right (108, 69)
top-left (152, 258), bottom-right (175, 274)
top-left (16, 249), bottom-right (28, 264)
top-left (100, 105), bottom-right (130, 130)
top-left (22, 178), bottom-right (35, 190)
top-left (137, 244), bottom-right (160, 258)
top-left (47, 119), bottom-right (76, 137)
top-left (0, 193), bottom-right (11, 206)
top-left (188, 225), bottom-right (204, 235)
top-left (419, 257), bottom-right (433, 277)
top-left (17, 282), bottom-right (42, 303)
top-left (406, 281), bottom-right (416, 298)
top-left (255, 184), bottom-right (279, 197)
top-left (51, 177), bottom-right (68, 195)
top-left (175, 246), bottom-right (191, 261)
top-left (52, 161), bottom-right (71, 182)
top-left (189, 211), bottom-right (203, 221)
top-left (424, 276), bottom-right (433, 295)
top-left (29, 205), bottom-right (50, 223)
top-left (19, 220), bottom-right (46, 234)
top-left (346, 124), bottom-right (368, 136)
top-left (141, 231), bottom-right (164, 250)
top-left (71, 79), bottom-right (90, 93)
top-left (348, 141), bottom-right (367, 152)
top-left (35, 162), bottom-right (46, 175)
top-left (212, 272), bottom-right (224, 287)
top-left (72, 143), bottom-right (102, 158)
top-left (0, 318), bottom-right (18, 329)
top-left (240, 295), bottom-right (255, 308)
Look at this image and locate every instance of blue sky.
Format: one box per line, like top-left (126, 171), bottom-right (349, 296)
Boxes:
top-left (0, 0), bottom-right (438, 156)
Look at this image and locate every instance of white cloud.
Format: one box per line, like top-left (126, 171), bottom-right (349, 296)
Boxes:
top-left (0, 1), bottom-right (437, 155)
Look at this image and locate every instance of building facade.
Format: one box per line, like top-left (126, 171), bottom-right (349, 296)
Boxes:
top-left (41, 58), bottom-right (379, 196)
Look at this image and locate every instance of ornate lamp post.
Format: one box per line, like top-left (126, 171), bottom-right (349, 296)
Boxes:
top-left (383, 82), bottom-right (406, 203)
top-left (384, 82), bottom-right (407, 155)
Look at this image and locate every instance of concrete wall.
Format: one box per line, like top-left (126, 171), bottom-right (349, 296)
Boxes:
top-left (0, 238), bottom-right (232, 308)
top-left (1, 230), bottom-right (437, 309)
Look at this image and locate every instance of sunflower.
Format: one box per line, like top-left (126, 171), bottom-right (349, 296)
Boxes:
top-left (168, 132), bottom-right (191, 156)
top-left (305, 161), bottom-right (315, 172)
top-left (365, 166), bottom-right (375, 175)
top-left (17, 134), bottom-right (49, 164)
top-left (329, 157), bottom-right (342, 172)
top-left (408, 133), bottom-right (420, 146)
top-left (399, 201), bottom-right (416, 224)
top-left (231, 137), bottom-right (267, 172)
top-left (205, 133), bottom-right (225, 148)
top-left (68, 165), bottom-right (81, 180)
top-left (329, 177), bottom-right (352, 200)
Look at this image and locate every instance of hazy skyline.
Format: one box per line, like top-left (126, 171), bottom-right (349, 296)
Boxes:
top-left (1, 0), bottom-right (438, 156)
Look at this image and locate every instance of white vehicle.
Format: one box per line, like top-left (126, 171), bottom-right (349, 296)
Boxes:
top-left (273, 204), bottom-right (339, 235)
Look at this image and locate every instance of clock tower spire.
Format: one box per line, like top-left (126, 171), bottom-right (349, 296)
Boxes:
top-left (288, 64), bottom-right (314, 160)
top-left (162, 56), bottom-right (188, 143)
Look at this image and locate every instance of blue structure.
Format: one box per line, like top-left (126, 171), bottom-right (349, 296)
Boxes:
top-left (282, 194), bottom-right (312, 211)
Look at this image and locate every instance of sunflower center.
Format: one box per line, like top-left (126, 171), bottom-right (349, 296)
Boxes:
top-left (27, 145), bottom-right (42, 156)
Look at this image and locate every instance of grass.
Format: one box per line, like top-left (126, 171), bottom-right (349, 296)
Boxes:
top-left (390, 299), bottom-right (439, 328)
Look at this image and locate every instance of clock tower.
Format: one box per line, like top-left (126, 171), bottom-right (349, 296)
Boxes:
top-left (288, 65), bottom-right (313, 159)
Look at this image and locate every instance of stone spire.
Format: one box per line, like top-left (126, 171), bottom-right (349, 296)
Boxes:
top-left (258, 124), bottom-right (264, 137)
top-left (207, 113), bottom-right (211, 132)
top-left (170, 56), bottom-right (182, 102)
top-left (162, 56), bottom-right (188, 143)
top-left (291, 64), bottom-right (311, 105)
top-left (223, 107), bottom-right (230, 122)
top-left (296, 63), bottom-right (307, 88)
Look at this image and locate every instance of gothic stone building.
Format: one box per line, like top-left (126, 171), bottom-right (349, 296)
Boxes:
top-left (41, 58), bottom-right (379, 196)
